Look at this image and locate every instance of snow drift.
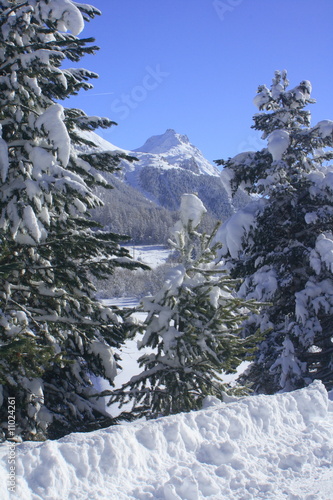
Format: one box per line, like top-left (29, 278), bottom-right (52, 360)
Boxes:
top-left (1, 381), bottom-right (332, 499)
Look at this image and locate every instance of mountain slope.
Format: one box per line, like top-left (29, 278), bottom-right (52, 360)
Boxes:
top-left (120, 129), bottom-right (234, 220)
top-left (85, 129), bottom-right (236, 243)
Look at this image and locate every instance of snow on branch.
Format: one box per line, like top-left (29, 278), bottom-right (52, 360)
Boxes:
top-left (37, 0), bottom-right (85, 36)
top-left (35, 104), bottom-right (70, 166)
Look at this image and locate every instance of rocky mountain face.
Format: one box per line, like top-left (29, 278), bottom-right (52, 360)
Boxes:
top-left (87, 129), bottom-right (237, 243)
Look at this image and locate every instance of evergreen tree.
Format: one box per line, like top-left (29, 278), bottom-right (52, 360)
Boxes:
top-left (111, 194), bottom-right (260, 419)
top-left (216, 71), bottom-right (333, 393)
top-left (0, 0), bottom-right (139, 440)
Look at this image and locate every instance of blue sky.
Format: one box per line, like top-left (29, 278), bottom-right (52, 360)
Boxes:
top-left (67, 0), bottom-right (333, 163)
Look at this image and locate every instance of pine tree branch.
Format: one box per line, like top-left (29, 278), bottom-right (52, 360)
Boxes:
top-left (0, 3), bottom-right (29, 26)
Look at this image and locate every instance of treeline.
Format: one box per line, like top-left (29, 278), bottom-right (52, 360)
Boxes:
top-left (92, 176), bottom-right (177, 243)
top-left (93, 174), bottom-right (224, 244)
top-left (95, 263), bottom-right (172, 299)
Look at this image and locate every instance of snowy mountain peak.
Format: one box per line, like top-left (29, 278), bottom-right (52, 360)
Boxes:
top-left (80, 128), bottom-right (230, 228)
top-left (134, 129), bottom-right (190, 154)
top-left (133, 129), bottom-right (219, 177)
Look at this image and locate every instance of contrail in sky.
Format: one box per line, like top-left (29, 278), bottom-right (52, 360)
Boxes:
top-left (88, 92), bottom-right (115, 96)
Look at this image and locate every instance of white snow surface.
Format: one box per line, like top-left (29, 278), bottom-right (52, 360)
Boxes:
top-left (38, 0), bottom-right (84, 36)
top-left (316, 120), bottom-right (333, 139)
top-left (313, 232), bottom-right (333, 273)
top-left (79, 129), bottom-right (219, 179)
top-left (1, 381), bottom-right (333, 499)
top-left (216, 199), bottom-right (266, 259)
top-left (79, 130), bottom-right (126, 153)
top-left (180, 193), bottom-right (207, 228)
top-left (267, 129), bottom-right (290, 161)
top-left (125, 244), bottom-right (171, 269)
top-left (35, 104), bottom-right (70, 166)
top-left (88, 341), bottom-right (117, 381)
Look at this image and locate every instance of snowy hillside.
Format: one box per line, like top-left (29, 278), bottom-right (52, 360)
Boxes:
top-left (79, 130), bottom-right (124, 153)
top-left (2, 381), bottom-right (332, 499)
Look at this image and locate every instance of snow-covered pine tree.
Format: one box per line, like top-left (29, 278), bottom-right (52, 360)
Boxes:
top-left (110, 194), bottom-right (260, 419)
top-left (0, 0), bottom-right (140, 441)
top-left (216, 71), bottom-right (333, 393)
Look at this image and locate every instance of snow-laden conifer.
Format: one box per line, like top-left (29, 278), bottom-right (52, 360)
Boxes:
top-left (111, 194), bottom-right (260, 419)
top-left (216, 71), bottom-right (333, 393)
top-left (0, 0), bottom-right (139, 440)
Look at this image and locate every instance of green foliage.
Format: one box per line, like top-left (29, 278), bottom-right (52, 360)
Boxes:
top-left (110, 195), bottom-right (261, 419)
top-left (0, 0), bottom-right (141, 441)
top-left (216, 71), bottom-right (333, 393)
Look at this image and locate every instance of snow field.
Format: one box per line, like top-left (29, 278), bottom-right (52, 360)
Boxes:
top-left (124, 245), bottom-right (172, 269)
top-left (1, 381), bottom-right (332, 500)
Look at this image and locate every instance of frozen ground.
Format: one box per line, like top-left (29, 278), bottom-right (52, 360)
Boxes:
top-left (0, 381), bottom-right (332, 499)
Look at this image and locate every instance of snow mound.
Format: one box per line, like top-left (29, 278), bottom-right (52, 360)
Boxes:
top-left (217, 199), bottom-right (266, 259)
top-left (39, 0), bottom-right (85, 37)
top-left (1, 381), bottom-right (333, 499)
top-left (180, 193), bottom-right (207, 228)
top-left (267, 129), bottom-right (290, 161)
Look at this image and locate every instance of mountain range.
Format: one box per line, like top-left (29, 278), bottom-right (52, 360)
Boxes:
top-left (86, 129), bottom-right (238, 243)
